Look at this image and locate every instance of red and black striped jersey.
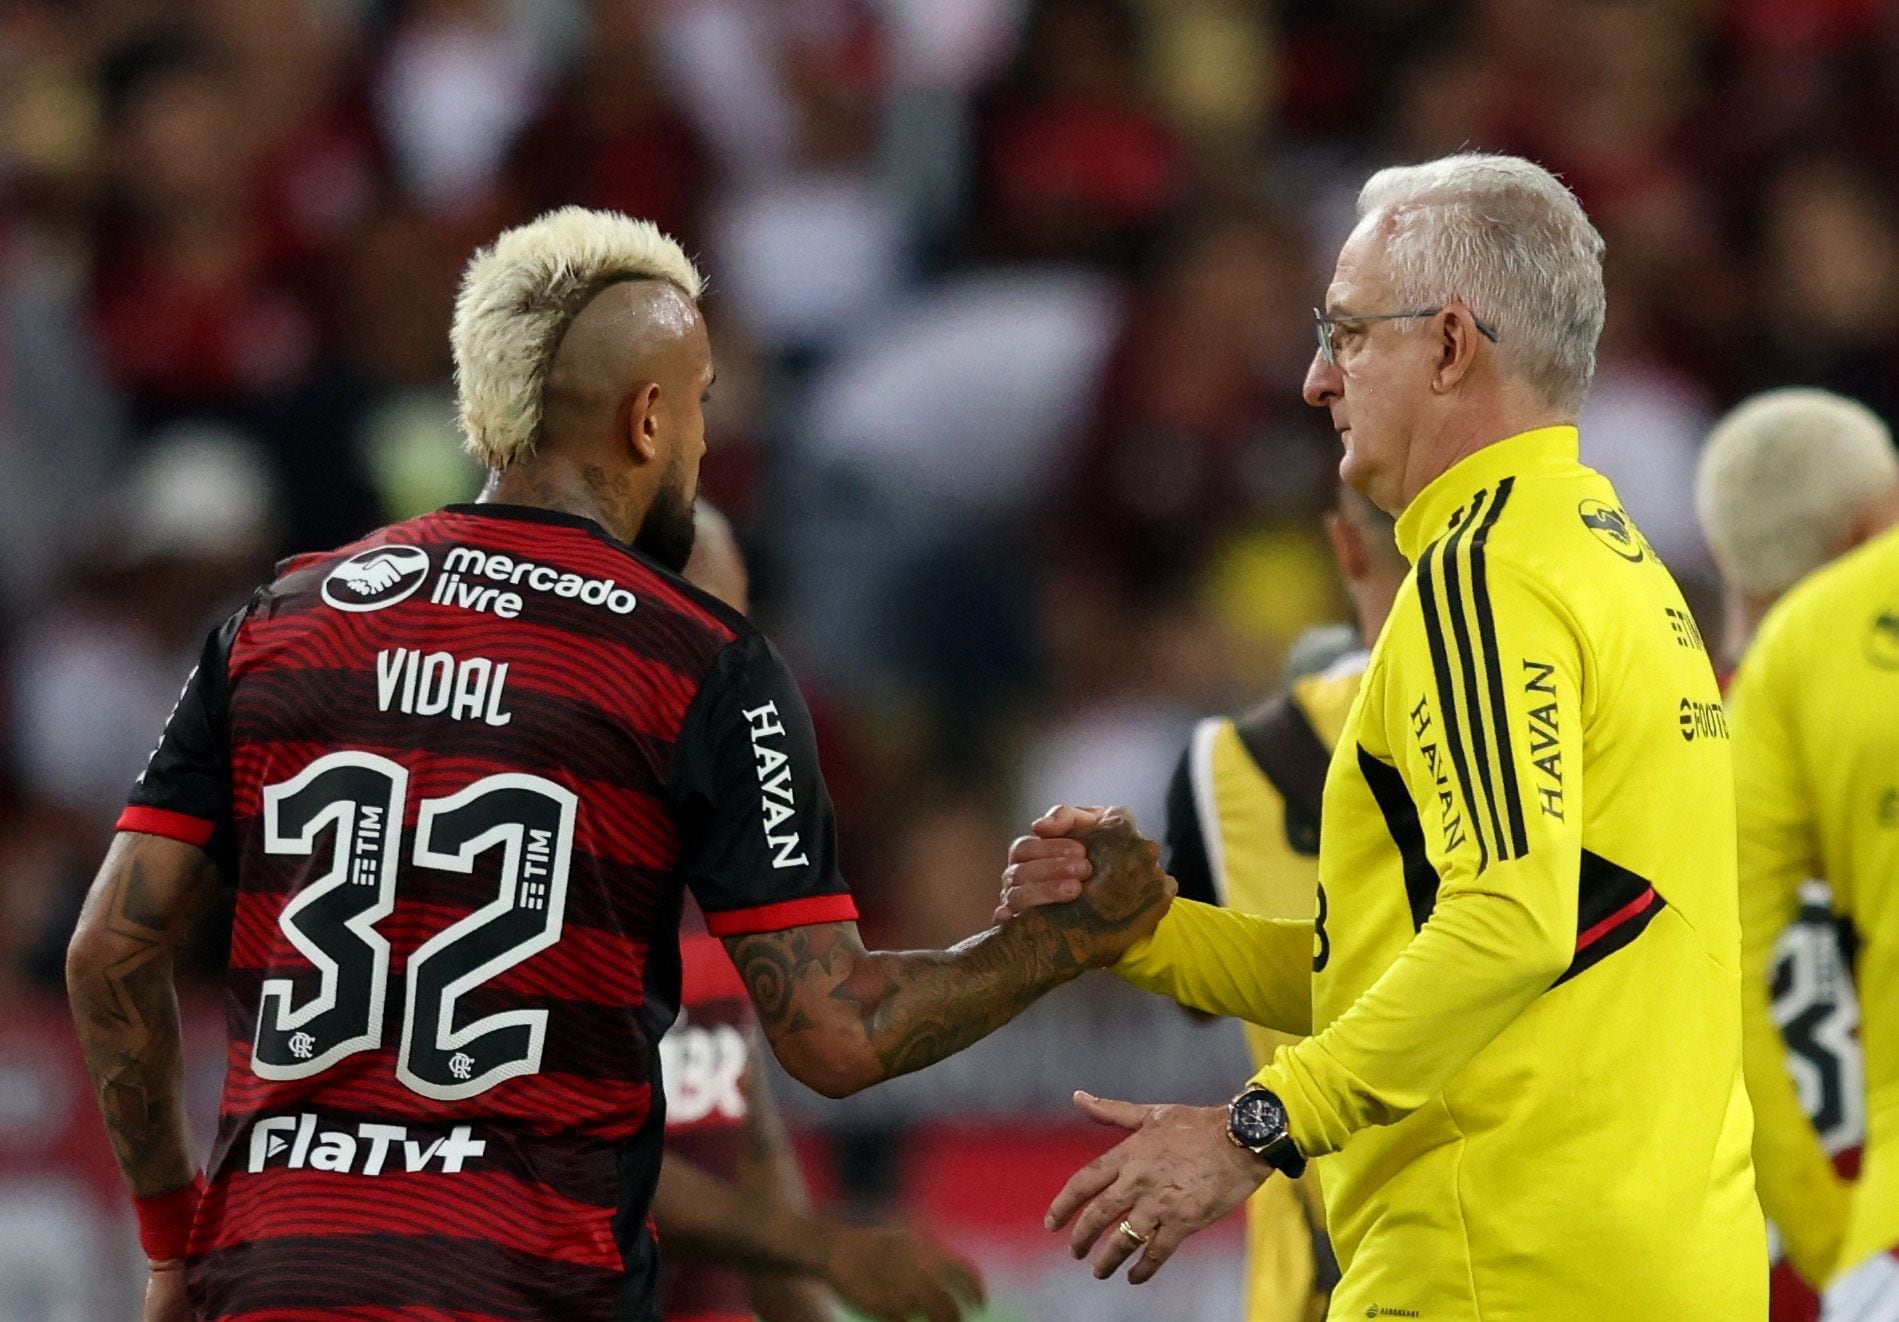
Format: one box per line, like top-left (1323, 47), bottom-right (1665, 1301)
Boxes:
top-left (119, 504), bottom-right (858, 1322)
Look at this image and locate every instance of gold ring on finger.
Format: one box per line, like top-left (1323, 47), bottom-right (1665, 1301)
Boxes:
top-left (1116, 1219), bottom-right (1150, 1246)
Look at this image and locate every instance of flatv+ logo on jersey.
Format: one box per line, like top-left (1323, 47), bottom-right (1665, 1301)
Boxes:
top-left (321, 545), bottom-right (431, 612)
top-left (1577, 499), bottom-right (1649, 563)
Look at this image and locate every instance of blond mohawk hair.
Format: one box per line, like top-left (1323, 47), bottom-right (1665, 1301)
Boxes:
top-left (452, 207), bottom-right (705, 470)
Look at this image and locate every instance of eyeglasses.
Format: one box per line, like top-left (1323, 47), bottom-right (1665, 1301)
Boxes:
top-left (1313, 306), bottom-right (1501, 365)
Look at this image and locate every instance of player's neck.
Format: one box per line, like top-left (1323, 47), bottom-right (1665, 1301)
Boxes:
top-left (479, 457), bottom-right (647, 546)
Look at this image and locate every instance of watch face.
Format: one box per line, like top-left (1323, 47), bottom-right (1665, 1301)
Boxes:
top-left (1231, 1090), bottom-right (1287, 1148)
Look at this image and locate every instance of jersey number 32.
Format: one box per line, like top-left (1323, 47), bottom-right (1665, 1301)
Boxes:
top-left (250, 750), bottom-right (577, 1101)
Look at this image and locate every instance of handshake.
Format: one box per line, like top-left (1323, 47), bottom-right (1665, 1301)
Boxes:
top-left (991, 806), bottom-right (1275, 1287)
top-left (992, 805), bottom-right (1177, 968)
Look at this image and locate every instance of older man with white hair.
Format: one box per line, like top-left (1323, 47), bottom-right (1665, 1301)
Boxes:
top-left (1004, 153), bottom-right (1768, 1319)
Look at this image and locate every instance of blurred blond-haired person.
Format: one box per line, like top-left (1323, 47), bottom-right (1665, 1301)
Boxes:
top-left (1698, 388), bottom-right (1899, 668)
top-left (1701, 389), bottom-right (1899, 1318)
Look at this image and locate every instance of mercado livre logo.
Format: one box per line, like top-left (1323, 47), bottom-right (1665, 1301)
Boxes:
top-left (321, 545), bottom-right (432, 613)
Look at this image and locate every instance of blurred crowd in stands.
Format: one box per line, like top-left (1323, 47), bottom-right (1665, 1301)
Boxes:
top-left (3, 0), bottom-right (1899, 1057)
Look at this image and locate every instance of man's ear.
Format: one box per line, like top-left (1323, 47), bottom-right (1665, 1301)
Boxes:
top-left (626, 383), bottom-right (663, 463)
top-left (1324, 510), bottom-right (1369, 585)
top-left (1431, 306), bottom-right (1483, 394)
top-left (1863, 479), bottom-right (1899, 545)
top-left (1835, 485), bottom-right (1899, 557)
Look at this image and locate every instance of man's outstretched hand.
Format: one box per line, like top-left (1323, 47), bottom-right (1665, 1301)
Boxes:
top-left (1045, 1091), bottom-right (1269, 1284)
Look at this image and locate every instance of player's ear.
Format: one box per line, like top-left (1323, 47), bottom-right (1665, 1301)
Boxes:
top-left (1324, 509), bottom-right (1369, 583)
top-left (626, 383), bottom-right (663, 463)
top-left (1839, 478), bottom-right (1899, 555)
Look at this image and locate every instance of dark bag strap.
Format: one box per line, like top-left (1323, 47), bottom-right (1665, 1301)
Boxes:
top-left (1231, 695), bottom-right (1330, 857)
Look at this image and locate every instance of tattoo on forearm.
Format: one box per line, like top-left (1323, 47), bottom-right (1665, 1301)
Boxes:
top-left (731, 930), bottom-right (812, 1034)
top-left (68, 839), bottom-right (219, 1197)
top-left (731, 824), bottom-right (1169, 1086)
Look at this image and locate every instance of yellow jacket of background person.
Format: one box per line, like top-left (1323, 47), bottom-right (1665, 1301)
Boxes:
top-left (1163, 658), bottom-right (1365, 1322)
top-left (1728, 523), bottom-right (1899, 1286)
top-left (1118, 427), bottom-right (1767, 1321)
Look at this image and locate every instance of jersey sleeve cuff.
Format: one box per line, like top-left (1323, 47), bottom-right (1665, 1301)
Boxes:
top-left (703, 893), bottom-right (858, 937)
top-left (1255, 1046), bottom-right (1343, 1160)
top-left (117, 805), bottom-right (217, 848)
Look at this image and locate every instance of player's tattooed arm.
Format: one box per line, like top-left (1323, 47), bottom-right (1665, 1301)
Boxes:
top-left (67, 832), bottom-right (222, 1197)
top-left (727, 814), bottom-right (1173, 1097)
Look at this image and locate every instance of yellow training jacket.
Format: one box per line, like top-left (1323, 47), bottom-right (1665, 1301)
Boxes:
top-left (1119, 427), bottom-right (1765, 1320)
top-left (1164, 659), bottom-right (1364, 1321)
top-left (1728, 524), bottom-right (1899, 1284)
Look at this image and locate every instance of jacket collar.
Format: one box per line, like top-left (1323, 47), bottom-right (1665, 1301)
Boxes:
top-left (1394, 425), bottom-right (1579, 562)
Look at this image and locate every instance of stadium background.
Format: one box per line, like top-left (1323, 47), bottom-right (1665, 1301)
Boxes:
top-left (0, 0), bottom-right (1891, 1316)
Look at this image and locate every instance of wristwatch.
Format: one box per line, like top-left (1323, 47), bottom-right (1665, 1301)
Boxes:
top-left (1227, 1087), bottom-right (1307, 1179)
